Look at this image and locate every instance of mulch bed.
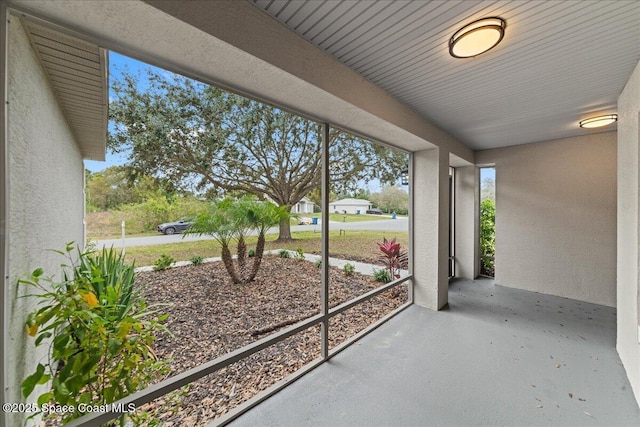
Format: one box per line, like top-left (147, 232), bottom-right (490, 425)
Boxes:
top-left (135, 255), bottom-right (408, 425)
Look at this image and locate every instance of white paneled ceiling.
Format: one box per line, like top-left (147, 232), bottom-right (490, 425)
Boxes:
top-left (22, 19), bottom-right (108, 160)
top-left (251, 0), bottom-right (640, 150)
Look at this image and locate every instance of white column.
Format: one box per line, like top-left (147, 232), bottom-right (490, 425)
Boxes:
top-left (413, 147), bottom-right (449, 310)
top-left (454, 165), bottom-right (479, 279)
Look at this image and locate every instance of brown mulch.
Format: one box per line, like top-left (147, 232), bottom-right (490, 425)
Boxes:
top-left (135, 255), bottom-right (407, 425)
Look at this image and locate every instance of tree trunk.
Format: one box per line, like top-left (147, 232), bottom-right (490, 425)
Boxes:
top-left (237, 235), bottom-right (247, 282)
top-left (276, 217), bottom-right (293, 241)
top-left (221, 245), bottom-right (241, 284)
top-left (248, 232), bottom-right (266, 281)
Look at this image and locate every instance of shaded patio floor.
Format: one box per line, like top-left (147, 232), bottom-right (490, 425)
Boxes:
top-left (228, 278), bottom-right (640, 426)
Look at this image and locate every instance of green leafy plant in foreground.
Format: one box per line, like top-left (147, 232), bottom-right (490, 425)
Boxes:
top-left (21, 244), bottom-right (169, 425)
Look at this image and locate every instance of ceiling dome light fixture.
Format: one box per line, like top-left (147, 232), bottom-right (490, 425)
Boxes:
top-left (449, 17), bottom-right (506, 58)
top-left (579, 114), bottom-right (618, 129)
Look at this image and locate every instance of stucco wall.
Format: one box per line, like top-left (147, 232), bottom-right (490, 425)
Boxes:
top-left (6, 18), bottom-right (84, 423)
top-left (476, 132), bottom-right (617, 306)
top-left (454, 165), bottom-right (479, 280)
top-left (413, 148), bottom-right (449, 310)
top-left (617, 59), bottom-right (640, 406)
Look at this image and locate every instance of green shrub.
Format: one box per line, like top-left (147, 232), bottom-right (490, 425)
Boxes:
top-left (248, 249), bottom-right (256, 258)
top-left (373, 268), bottom-right (392, 283)
top-left (343, 263), bottom-right (356, 276)
top-left (153, 254), bottom-right (175, 271)
top-left (294, 247), bottom-right (305, 260)
top-left (279, 249), bottom-right (291, 258)
top-left (480, 198), bottom-right (496, 276)
top-left (20, 244), bottom-right (168, 424)
top-left (190, 255), bottom-right (204, 266)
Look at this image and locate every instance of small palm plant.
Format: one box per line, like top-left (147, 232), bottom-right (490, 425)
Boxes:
top-left (186, 196), bottom-right (290, 284)
top-left (377, 237), bottom-right (408, 280)
top-left (244, 199), bottom-right (291, 281)
top-left (187, 199), bottom-right (240, 282)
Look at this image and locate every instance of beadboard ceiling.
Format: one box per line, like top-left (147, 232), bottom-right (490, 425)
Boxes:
top-left (251, 0), bottom-right (640, 150)
top-left (22, 18), bottom-right (108, 160)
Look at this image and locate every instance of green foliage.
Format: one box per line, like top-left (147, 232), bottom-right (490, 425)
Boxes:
top-left (279, 250), bottom-right (291, 259)
top-left (370, 186), bottom-right (409, 214)
top-left (186, 196), bottom-right (291, 284)
top-left (373, 268), bottom-right (392, 283)
top-left (342, 263), bottom-right (356, 276)
top-left (85, 166), bottom-right (175, 211)
top-left (377, 237), bottom-right (408, 279)
top-left (294, 247), bottom-right (305, 260)
top-left (190, 255), bottom-right (204, 266)
top-left (20, 244), bottom-right (168, 424)
top-left (153, 254), bottom-right (175, 271)
top-left (480, 198), bottom-right (496, 276)
top-left (247, 249), bottom-right (256, 258)
top-left (315, 259), bottom-right (323, 269)
top-left (119, 196), bottom-right (206, 232)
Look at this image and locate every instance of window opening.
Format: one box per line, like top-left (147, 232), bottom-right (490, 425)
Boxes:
top-left (480, 167), bottom-right (496, 277)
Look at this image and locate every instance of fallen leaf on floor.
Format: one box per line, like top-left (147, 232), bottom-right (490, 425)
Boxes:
top-left (584, 411), bottom-right (593, 417)
top-left (531, 384), bottom-right (536, 388)
top-left (579, 398), bottom-right (586, 401)
top-left (537, 405), bottom-right (543, 409)
top-left (569, 393), bottom-right (573, 398)
top-left (556, 364), bottom-right (561, 368)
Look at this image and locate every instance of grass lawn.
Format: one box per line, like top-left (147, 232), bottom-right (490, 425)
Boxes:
top-left (125, 230), bottom-right (409, 267)
top-left (327, 212), bottom-right (393, 222)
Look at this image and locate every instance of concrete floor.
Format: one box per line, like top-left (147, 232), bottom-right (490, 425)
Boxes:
top-left (228, 278), bottom-right (640, 427)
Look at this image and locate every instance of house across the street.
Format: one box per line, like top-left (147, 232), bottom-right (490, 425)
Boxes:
top-left (329, 198), bottom-right (372, 215)
top-left (292, 197), bottom-right (315, 214)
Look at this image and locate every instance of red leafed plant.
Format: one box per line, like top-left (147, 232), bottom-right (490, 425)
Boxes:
top-left (377, 237), bottom-right (408, 279)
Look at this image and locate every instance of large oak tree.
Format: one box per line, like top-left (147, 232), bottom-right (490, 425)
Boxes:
top-left (109, 69), bottom-right (407, 240)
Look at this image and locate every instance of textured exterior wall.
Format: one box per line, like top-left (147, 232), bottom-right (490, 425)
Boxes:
top-left (617, 59), bottom-right (640, 407)
top-left (413, 148), bottom-right (449, 310)
top-left (6, 19), bottom-right (84, 424)
top-left (476, 132), bottom-right (617, 306)
top-left (454, 166), bottom-right (479, 279)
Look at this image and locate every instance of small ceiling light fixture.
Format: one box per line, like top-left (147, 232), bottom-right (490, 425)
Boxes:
top-left (449, 17), bottom-right (506, 58)
top-left (579, 114), bottom-right (618, 129)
